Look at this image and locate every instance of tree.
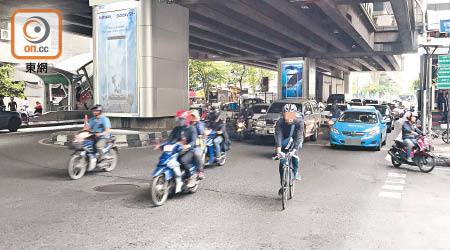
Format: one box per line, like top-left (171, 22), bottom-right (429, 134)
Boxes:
top-left (189, 60), bottom-right (224, 102)
top-left (409, 78), bottom-right (420, 93)
top-left (0, 65), bottom-right (24, 98)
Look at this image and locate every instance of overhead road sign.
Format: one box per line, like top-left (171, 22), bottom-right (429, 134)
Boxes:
top-left (438, 67), bottom-right (450, 77)
top-left (438, 55), bottom-right (450, 65)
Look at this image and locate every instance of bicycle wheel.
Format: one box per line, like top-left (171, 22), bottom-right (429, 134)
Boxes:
top-left (281, 166), bottom-right (288, 210)
top-left (288, 166), bottom-right (295, 200)
top-left (442, 131), bottom-right (450, 144)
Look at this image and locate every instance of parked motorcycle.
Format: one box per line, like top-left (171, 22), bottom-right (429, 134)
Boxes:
top-left (67, 131), bottom-right (119, 179)
top-left (150, 143), bottom-right (200, 206)
top-left (388, 135), bottom-right (436, 173)
top-left (204, 129), bottom-right (226, 166)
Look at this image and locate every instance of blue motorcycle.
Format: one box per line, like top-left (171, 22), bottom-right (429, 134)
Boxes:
top-left (68, 131), bottom-right (119, 180)
top-left (150, 143), bottom-right (200, 206)
top-left (204, 130), bottom-right (226, 166)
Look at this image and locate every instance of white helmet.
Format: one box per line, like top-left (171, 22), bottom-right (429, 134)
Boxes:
top-left (282, 103), bottom-right (298, 113)
top-left (406, 111), bottom-right (418, 120)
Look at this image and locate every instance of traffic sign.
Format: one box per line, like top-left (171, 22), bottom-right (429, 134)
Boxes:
top-left (438, 77), bottom-right (450, 84)
top-left (438, 67), bottom-right (450, 77)
top-left (438, 84), bottom-right (450, 89)
top-left (439, 55), bottom-right (450, 65)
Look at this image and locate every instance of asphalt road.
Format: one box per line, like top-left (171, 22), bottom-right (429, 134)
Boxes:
top-left (1, 123), bottom-right (450, 250)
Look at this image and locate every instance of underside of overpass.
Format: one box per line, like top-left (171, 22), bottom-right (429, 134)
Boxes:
top-left (0, 0), bottom-right (423, 72)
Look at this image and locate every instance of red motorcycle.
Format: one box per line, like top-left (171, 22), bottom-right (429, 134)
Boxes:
top-left (388, 135), bottom-right (436, 173)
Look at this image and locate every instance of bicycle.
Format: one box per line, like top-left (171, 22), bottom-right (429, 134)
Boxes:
top-left (429, 123), bottom-right (450, 144)
top-left (273, 151), bottom-right (297, 210)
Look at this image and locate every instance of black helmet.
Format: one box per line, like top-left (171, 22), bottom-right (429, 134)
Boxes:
top-left (91, 104), bottom-right (102, 111)
top-left (209, 110), bottom-right (221, 121)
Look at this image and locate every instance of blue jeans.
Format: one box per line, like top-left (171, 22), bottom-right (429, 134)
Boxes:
top-left (403, 138), bottom-right (417, 158)
top-left (278, 144), bottom-right (302, 181)
top-left (213, 136), bottom-right (223, 158)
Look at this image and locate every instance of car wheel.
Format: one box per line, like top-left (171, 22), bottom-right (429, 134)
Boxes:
top-left (8, 117), bottom-right (21, 132)
top-left (376, 136), bottom-right (382, 151)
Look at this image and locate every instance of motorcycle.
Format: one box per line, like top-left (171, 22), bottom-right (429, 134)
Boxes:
top-left (150, 143), bottom-right (200, 206)
top-left (204, 129), bottom-right (226, 166)
top-left (67, 131), bottom-right (119, 179)
top-left (388, 135), bottom-right (436, 173)
top-left (19, 106), bottom-right (34, 125)
top-left (236, 115), bottom-right (253, 141)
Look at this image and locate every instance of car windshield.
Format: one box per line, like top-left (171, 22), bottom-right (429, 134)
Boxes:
top-left (253, 106), bottom-right (268, 114)
top-left (325, 105), bottom-right (348, 111)
top-left (268, 102), bottom-right (302, 113)
top-left (365, 100), bottom-right (378, 104)
top-left (339, 112), bottom-right (378, 124)
top-left (349, 102), bottom-right (363, 106)
top-left (372, 105), bottom-right (389, 115)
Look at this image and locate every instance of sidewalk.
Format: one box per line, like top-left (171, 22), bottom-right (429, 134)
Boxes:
top-left (433, 139), bottom-right (450, 167)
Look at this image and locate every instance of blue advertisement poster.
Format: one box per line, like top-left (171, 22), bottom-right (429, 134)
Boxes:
top-left (440, 19), bottom-right (450, 33)
top-left (97, 8), bottom-right (137, 114)
top-left (281, 61), bottom-right (304, 99)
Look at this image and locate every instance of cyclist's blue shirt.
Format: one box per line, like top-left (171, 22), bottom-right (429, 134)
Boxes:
top-left (88, 115), bottom-right (111, 138)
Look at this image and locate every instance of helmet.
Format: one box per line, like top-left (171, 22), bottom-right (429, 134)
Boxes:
top-left (208, 110), bottom-right (221, 121)
top-left (282, 103), bottom-right (297, 113)
top-left (91, 104), bottom-right (102, 111)
top-left (175, 110), bottom-right (190, 126)
top-left (190, 109), bottom-right (200, 121)
top-left (405, 111), bottom-right (418, 120)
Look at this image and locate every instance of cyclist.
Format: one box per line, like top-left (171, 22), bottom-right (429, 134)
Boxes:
top-left (274, 104), bottom-right (304, 195)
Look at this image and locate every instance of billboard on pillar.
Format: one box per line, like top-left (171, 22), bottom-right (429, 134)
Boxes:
top-left (95, 3), bottom-right (138, 116)
top-left (280, 60), bottom-right (304, 99)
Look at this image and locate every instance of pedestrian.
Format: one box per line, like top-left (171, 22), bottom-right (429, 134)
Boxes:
top-left (0, 95), bottom-right (5, 111)
top-left (438, 91), bottom-right (445, 113)
top-left (443, 92), bottom-right (449, 122)
top-left (8, 97), bottom-right (17, 112)
top-left (34, 101), bottom-right (43, 115)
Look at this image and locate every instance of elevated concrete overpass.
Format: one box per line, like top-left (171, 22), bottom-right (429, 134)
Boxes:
top-left (0, 0), bottom-right (424, 128)
top-left (0, 0), bottom-right (422, 72)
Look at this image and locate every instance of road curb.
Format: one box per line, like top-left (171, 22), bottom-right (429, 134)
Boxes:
top-left (50, 130), bottom-right (171, 148)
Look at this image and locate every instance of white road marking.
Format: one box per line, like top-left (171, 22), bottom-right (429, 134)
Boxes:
top-left (388, 173), bottom-right (406, 178)
top-left (382, 184), bottom-right (404, 191)
top-left (379, 191), bottom-right (402, 199)
top-left (385, 155), bottom-right (391, 162)
top-left (385, 179), bottom-right (406, 184)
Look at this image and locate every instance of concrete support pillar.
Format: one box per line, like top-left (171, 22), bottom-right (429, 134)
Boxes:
top-left (90, 0), bottom-right (189, 129)
top-left (343, 72), bottom-right (350, 95)
top-left (138, 0), bottom-right (189, 117)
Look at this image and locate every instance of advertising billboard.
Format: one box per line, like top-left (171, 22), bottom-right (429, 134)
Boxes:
top-left (96, 7), bottom-right (137, 115)
top-left (281, 60), bottom-right (304, 99)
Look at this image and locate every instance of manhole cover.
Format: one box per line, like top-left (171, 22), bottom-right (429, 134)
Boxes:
top-left (94, 184), bottom-right (140, 193)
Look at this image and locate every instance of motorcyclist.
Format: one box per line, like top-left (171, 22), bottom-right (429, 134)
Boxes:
top-left (157, 110), bottom-right (198, 193)
top-left (190, 109), bottom-right (205, 180)
top-left (402, 112), bottom-right (423, 162)
top-left (240, 104), bottom-right (254, 130)
top-left (86, 105), bottom-right (111, 163)
top-left (275, 104), bottom-right (304, 195)
top-left (330, 100), bottom-right (341, 118)
top-left (206, 109), bottom-right (229, 165)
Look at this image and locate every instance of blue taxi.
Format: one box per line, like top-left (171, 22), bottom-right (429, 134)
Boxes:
top-left (329, 106), bottom-right (387, 151)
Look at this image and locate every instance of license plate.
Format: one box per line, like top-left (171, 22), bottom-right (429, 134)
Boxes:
top-left (268, 128), bottom-right (275, 134)
top-left (344, 138), bottom-right (361, 145)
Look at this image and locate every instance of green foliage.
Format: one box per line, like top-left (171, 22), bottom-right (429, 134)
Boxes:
top-left (189, 60), bottom-right (276, 94)
top-left (409, 78), bottom-right (420, 93)
top-left (360, 80), bottom-right (401, 98)
top-left (0, 65), bottom-right (24, 98)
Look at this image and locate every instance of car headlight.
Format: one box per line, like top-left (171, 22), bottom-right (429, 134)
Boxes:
top-left (256, 120), bottom-right (266, 127)
top-left (367, 128), bottom-right (380, 137)
top-left (331, 128), bottom-right (339, 134)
